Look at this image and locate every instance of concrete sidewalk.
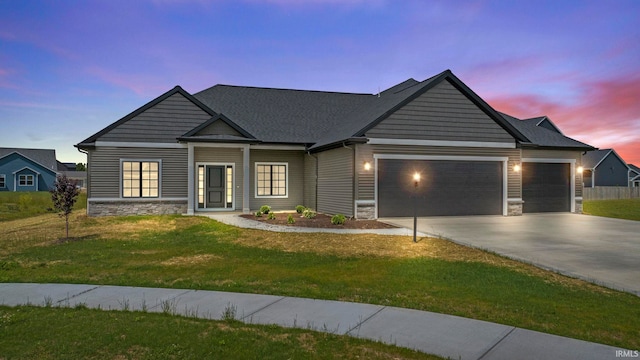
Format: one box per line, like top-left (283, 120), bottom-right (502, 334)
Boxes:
top-left (0, 283), bottom-right (628, 360)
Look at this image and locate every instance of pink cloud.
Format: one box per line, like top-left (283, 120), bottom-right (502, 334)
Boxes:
top-left (486, 73), bottom-right (640, 165)
top-left (84, 67), bottom-right (174, 97)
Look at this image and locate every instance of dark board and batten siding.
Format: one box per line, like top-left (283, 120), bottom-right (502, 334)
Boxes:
top-left (98, 93), bottom-right (212, 143)
top-left (317, 147), bottom-right (354, 216)
top-left (88, 147), bottom-right (188, 198)
top-left (365, 80), bottom-right (515, 143)
top-left (249, 150), bottom-right (304, 210)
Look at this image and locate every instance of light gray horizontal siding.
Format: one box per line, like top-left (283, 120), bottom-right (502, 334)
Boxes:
top-left (317, 147), bottom-right (354, 216)
top-left (249, 150), bottom-right (305, 210)
top-left (99, 93), bottom-right (212, 143)
top-left (89, 147), bottom-right (187, 198)
top-left (523, 149), bottom-right (583, 197)
top-left (356, 144), bottom-right (522, 200)
top-left (304, 153), bottom-right (317, 209)
top-left (366, 80), bottom-right (514, 143)
top-left (194, 147), bottom-right (244, 209)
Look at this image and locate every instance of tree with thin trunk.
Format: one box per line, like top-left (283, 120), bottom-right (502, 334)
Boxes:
top-left (50, 174), bottom-right (80, 240)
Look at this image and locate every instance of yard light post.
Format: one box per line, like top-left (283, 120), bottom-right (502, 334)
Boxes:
top-left (412, 172), bottom-right (420, 243)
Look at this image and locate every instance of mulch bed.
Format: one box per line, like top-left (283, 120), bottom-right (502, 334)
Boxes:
top-left (239, 212), bottom-right (397, 229)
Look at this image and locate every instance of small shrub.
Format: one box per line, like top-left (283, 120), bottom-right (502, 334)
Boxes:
top-left (303, 208), bottom-right (316, 219)
top-left (331, 214), bottom-right (346, 225)
top-left (254, 211), bottom-right (263, 217)
top-left (295, 205), bottom-right (306, 214)
top-left (267, 212), bottom-right (276, 220)
top-left (287, 214), bottom-right (295, 224)
top-left (18, 194), bottom-right (33, 211)
top-left (259, 205), bottom-right (271, 214)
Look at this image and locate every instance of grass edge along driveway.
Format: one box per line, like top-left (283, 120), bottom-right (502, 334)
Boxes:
top-left (0, 213), bottom-right (638, 350)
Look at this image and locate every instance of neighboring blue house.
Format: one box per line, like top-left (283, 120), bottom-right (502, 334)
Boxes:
top-left (582, 149), bottom-right (630, 188)
top-left (629, 164), bottom-right (640, 187)
top-left (0, 148), bottom-right (59, 192)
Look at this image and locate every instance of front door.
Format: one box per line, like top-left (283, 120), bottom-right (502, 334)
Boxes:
top-left (206, 166), bottom-right (225, 208)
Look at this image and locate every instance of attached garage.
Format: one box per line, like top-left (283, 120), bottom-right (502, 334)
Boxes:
top-left (377, 157), bottom-right (505, 217)
top-left (522, 162), bottom-right (571, 213)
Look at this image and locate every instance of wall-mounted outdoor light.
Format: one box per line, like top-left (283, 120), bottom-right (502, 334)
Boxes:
top-left (364, 161), bottom-right (371, 171)
top-left (513, 164), bottom-right (521, 173)
top-left (577, 166), bottom-right (584, 174)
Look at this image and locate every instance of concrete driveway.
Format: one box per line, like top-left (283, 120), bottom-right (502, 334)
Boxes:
top-left (381, 213), bottom-right (640, 296)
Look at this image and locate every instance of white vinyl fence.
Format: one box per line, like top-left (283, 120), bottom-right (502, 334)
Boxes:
top-left (583, 186), bottom-right (640, 200)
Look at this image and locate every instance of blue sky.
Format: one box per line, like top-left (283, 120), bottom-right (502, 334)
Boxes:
top-left (1, 0), bottom-right (639, 165)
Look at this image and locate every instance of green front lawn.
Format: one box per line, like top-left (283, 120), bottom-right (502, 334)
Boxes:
top-left (583, 198), bottom-right (640, 221)
top-left (0, 191), bottom-right (87, 222)
top-left (0, 306), bottom-right (439, 360)
top-left (1, 214), bottom-right (638, 350)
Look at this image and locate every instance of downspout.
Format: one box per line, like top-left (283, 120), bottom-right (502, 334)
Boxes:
top-left (306, 150), bottom-right (319, 210)
top-left (76, 147), bottom-right (90, 204)
top-left (343, 142), bottom-right (356, 217)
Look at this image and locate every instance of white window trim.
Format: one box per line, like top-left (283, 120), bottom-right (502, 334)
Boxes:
top-left (254, 162), bottom-right (288, 199)
top-left (0, 174), bottom-right (5, 188)
top-left (373, 154), bottom-right (509, 218)
top-left (18, 174), bottom-right (35, 186)
top-left (119, 159), bottom-right (162, 199)
top-left (195, 162), bottom-right (235, 211)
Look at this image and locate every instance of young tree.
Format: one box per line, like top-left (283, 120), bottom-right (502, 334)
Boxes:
top-left (75, 163), bottom-right (86, 171)
top-left (50, 174), bottom-right (80, 240)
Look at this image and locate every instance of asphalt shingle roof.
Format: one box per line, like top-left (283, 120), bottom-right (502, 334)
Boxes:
top-left (78, 69), bottom-right (591, 152)
top-left (500, 113), bottom-right (593, 150)
top-left (582, 149), bottom-right (613, 168)
top-left (0, 148), bottom-right (58, 172)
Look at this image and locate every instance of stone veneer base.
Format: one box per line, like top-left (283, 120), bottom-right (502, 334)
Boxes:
top-left (88, 200), bottom-right (188, 217)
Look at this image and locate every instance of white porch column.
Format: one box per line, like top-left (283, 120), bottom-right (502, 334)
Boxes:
top-left (242, 144), bottom-right (250, 213)
top-left (187, 143), bottom-right (195, 215)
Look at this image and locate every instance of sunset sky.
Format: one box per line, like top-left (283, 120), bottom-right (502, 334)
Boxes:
top-left (1, 0), bottom-right (638, 165)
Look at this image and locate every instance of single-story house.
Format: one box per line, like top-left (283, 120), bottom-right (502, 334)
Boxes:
top-left (56, 161), bottom-right (87, 189)
top-left (582, 149), bottom-right (630, 188)
top-left (628, 164), bottom-right (640, 187)
top-left (76, 70), bottom-right (594, 218)
top-left (0, 148), bottom-right (60, 192)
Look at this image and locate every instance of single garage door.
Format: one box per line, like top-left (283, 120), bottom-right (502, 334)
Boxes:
top-left (522, 162), bottom-right (570, 213)
top-left (378, 159), bottom-right (503, 217)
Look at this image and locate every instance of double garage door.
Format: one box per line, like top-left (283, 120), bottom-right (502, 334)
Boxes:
top-left (378, 159), bottom-right (503, 217)
top-left (377, 159), bottom-right (570, 217)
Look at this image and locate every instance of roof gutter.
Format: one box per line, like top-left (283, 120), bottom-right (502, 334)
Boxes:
top-left (308, 137), bottom-right (369, 153)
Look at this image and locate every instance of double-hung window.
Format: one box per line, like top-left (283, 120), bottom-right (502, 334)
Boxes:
top-left (255, 163), bottom-right (287, 198)
top-left (122, 160), bottom-right (159, 198)
top-left (0, 174), bottom-right (5, 188)
top-left (18, 174), bottom-right (34, 186)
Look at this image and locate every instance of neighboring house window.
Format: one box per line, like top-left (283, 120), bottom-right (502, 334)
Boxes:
top-left (122, 161), bottom-right (159, 198)
top-left (0, 174), bottom-right (5, 188)
top-left (18, 174), bottom-right (34, 186)
top-left (255, 163), bottom-right (287, 197)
